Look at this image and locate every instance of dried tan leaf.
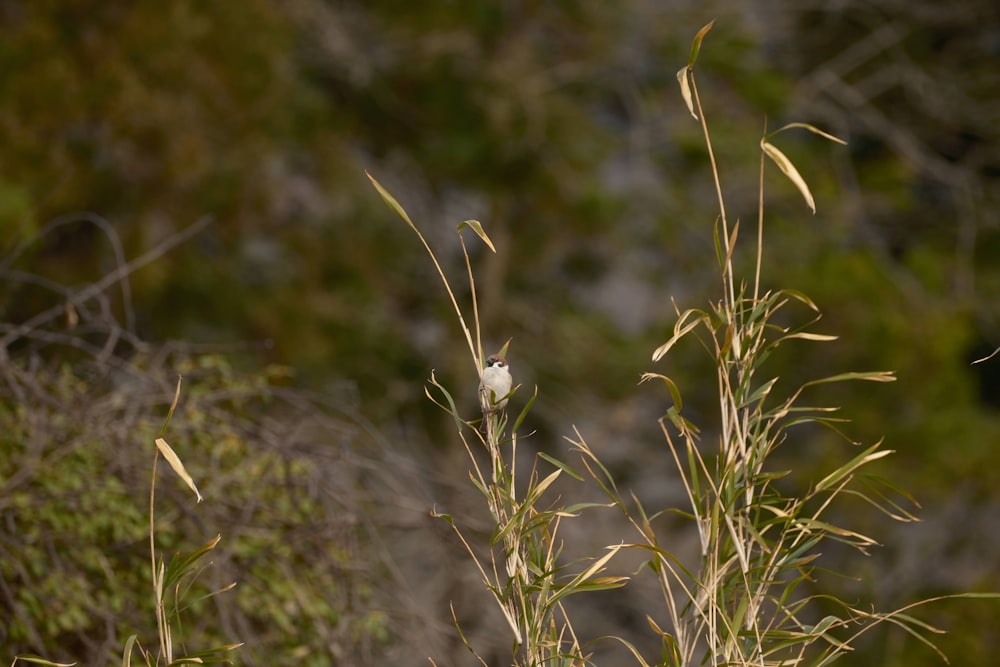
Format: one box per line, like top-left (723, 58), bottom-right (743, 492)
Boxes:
top-left (458, 219), bottom-right (496, 253)
top-left (676, 66), bottom-right (697, 120)
top-left (155, 437), bottom-right (203, 503)
top-left (762, 141), bottom-right (816, 214)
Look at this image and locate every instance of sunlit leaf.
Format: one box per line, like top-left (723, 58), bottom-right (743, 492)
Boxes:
top-left (972, 346), bottom-right (999, 364)
top-left (12, 657), bottom-right (77, 667)
top-left (783, 331), bottom-right (838, 342)
top-left (803, 370), bottom-right (896, 386)
top-left (155, 437), bottom-right (203, 503)
top-left (770, 122), bottom-right (847, 145)
top-left (365, 171), bottom-right (417, 231)
top-left (677, 66), bottom-right (697, 120)
top-left (652, 309), bottom-right (710, 361)
top-left (815, 442), bottom-right (893, 492)
top-left (458, 219), bottom-right (496, 253)
top-left (762, 141), bottom-right (816, 214)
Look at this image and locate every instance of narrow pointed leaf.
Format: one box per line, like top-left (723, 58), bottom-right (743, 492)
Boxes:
top-left (158, 375), bottom-right (182, 437)
top-left (511, 384), bottom-right (537, 433)
top-left (122, 635), bottom-right (138, 667)
top-left (458, 219), bottom-right (496, 253)
top-left (771, 122), bottom-right (847, 145)
top-left (538, 451), bottom-right (584, 481)
top-left (653, 310), bottom-right (710, 361)
top-left (762, 141), bottom-right (816, 213)
top-left (366, 171), bottom-right (417, 230)
top-left (639, 372), bottom-right (683, 410)
top-left (815, 442), bottom-right (893, 492)
top-left (12, 658), bottom-right (77, 667)
top-left (677, 66), bottom-right (697, 119)
top-left (803, 370), bottom-right (896, 387)
top-left (155, 437), bottom-right (203, 502)
top-left (972, 346), bottom-right (999, 364)
top-left (688, 20), bottom-right (716, 66)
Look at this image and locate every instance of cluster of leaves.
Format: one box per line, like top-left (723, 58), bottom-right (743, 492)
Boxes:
top-left (2, 2), bottom-right (998, 664)
top-left (0, 220), bottom-right (394, 665)
top-left (370, 22), bottom-right (998, 666)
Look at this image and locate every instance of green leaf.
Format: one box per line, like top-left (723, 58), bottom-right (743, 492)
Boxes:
top-left (366, 171), bottom-right (417, 231)
top-left (688, 20), bottom-right (715, 66)
top-left (425, 371), bottom-right (468, 433)
top-left (814, 443), bottom-right (893, 493)
top-left (158, 374), bottom-right (183, 438)
top-left (803, 370), bottom-right (896, 387)
top-left (639, 372), bottom-right (683, 410)
top-left (164, 534), bottom-right (222, 590)
top-left (121, 635), bottom-right (138, 667)
top-left (538, 451), bottom-right (584, 481)
top-left (511, 384), bottom-right (537, 433)
top-left (496, 337), bottom-right (513, 360)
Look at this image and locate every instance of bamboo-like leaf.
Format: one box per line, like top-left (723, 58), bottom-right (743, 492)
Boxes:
top-left (652, 309), bottom-right (710, 361)
top-left (458, 219), bottom-right (496, 253)
top-left (158, 375), bottom-right (183, 438)
top-left (741, 376), bottom-right (778, 408)
top-left (11, 657), bottom-right (77, 667)
top-left (164, 534), bottom-right (222, 590)
top-left (531, 468), bottom-right (563, 500)
top-left (608, 634), bottom-right (654, 667)
top-left (547, 544), bottom-right (624, 607)
top-left (173, 643), bottom-right (244, 662)
top-left (688, 20), bottom-right (716, 66)
top-left (155, 437), bottom-right (203, 503)
top-left (511, 384), bottom-right (537, 433)
top-left (366, 171), bottom-right (417, 231)
top-left (121, 635), bottom-right (138, 667)
top-left (770, 122), bottom-right (847, 145)
top-left (794, 517), bottom-right (878, 546)
top-left (638, 372), bottom-right (683, 411)
top-left (538, 451), bottom-right (584, 481)
top-left (803, 370), bottom-right (896, 387)
top-left (783, 331), bottom-right (838, 342)
top-left (425, 371), bottom-right (469, 433)
top-left (762, 141), bottom-right (816, 214)
top-left (815, 442), bottom-right (893, 492)
top-left (677, 66), bottom-right (697, 120)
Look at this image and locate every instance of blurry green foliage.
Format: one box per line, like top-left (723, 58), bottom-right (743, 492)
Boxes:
top-left (0, 1), bottom-right (998, 664)
top-left (0, 353), bottom-right (388, 663)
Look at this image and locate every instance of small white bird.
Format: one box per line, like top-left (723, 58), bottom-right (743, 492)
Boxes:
top-left (480, 354), bottom-right (512, 413)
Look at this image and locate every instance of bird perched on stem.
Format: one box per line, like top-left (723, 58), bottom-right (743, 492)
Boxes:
top-left (480, 354), bottom-right (512, 414)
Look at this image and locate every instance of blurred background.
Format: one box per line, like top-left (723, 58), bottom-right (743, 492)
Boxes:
top-left (1, 1), bottom-right (998, 665)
